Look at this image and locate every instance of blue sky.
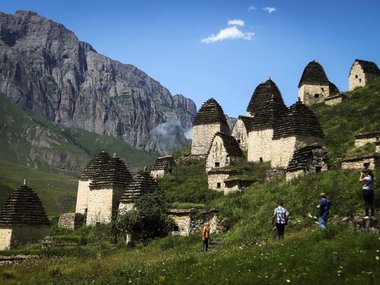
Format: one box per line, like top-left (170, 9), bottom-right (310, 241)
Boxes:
top-left (2, 0), bottom-right (380, 117)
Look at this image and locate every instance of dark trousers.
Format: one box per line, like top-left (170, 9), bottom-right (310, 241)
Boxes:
top-left (363, 190), bottom-right (375, 216)
top-left (276, 223), bottom-right (285, 239)
top-left (203, 238), bottom-right (209, 252)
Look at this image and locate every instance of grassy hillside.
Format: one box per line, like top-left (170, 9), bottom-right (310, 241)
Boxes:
top-left (0, 93), bottom-right (155, 214)
top-left (1, 82), bottom-right (380, 284)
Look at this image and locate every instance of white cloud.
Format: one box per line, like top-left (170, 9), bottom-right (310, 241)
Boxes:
top-left (263, 7), bottom-right (277, 14)
top-left (248, 5), bottom-right (257, 11)
top-left (228, 19), bottom-right (245, 27)
top-left (201, 20), bottom-right (254, 44)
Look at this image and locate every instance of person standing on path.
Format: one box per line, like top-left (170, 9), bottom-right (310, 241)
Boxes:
top-left (359, 169), bottom-right (375, 218)
top-left (202, 223), bottom-right (210, 252)
top-left (272, 202), bottom-right (289, 239)
top-left (316, 193), bottom-right (331, 229)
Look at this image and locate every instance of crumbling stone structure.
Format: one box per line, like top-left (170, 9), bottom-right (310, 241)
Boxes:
top-left (341, 153), bottom-right (380, 171)
top-left (85, 152), bottom-right (133, 226)
top-left (191, 98), bottom-right (230, 157)
top-left (207, 169), bottom-right (252, 194)
top-left (354, 131), bottom-right (380, 148)
top-left (349, 59), bottom-right (380, 91)
top-left (118, 170), bottom-right (160, 213)
top-left (298, 60), bottom-right (339, 105)
top-left (246, 79), bottom-right (287, 163)
top-left (58, 213), bottom-right (85, 230)
top-left (285, 145), bottom-right (329, 181)
top-left (206, 132), bottom-right (244, 172)
top-left (167, 208), bottom-right (222, 236)
top-left (150, 155), bottom-right (176, 180)
top-left (231, 115), bottom-right (254, 151)
top-left (324, 93), bottom-right (346, 106)
top-left (0, 183), bottom-right (50, 250)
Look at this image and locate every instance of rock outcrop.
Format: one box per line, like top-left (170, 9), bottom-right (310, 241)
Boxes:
top-left (0, 11), bottom-right (196, 154)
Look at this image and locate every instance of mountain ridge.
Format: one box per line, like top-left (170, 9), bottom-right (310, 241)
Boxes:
top-left (0, 10), bottom-right (196, 154)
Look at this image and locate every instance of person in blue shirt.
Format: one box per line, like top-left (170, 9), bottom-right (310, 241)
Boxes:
top-left (316, 193), bottom-right (330, 229)
top-left (359, 169), bottom-right (375, 218)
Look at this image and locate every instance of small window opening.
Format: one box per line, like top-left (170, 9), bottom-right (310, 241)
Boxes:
top-left (168, 168), bottom-right (173, 173)
top-left (321, 87), bottom-right (325, 92)
top-left (215, 162), bottom-right (220, 167)
top-left (216, 182), bottom-right (221, 189)
top-left (355, 75), bottom-right (358, 79)
top-left (363, 162), bottom-right (370, 169)
top-left (314, 94), bottom-right (320, 98)
top-left (316, 166), bottom-right (322, 173)
top-left (173, 225), bottom-right (179, 231)
top-left (359, 79), bottom-right (362, 83)
top-left (237, 139), bottom-right (241, 144)
top-left (259, 157), bottom-right (263, 162)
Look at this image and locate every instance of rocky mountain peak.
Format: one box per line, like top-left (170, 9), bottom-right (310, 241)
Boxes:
top-left (0, 10), bottom-right (196, 154)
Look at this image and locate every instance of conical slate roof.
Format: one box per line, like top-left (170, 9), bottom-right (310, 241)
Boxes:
top-left (209, 132), bottom-right (244, 158)
top-left (119, 171), bottom-right (160, 203)
top-left (273, 100), bottom-right (324, 139)
top-left (87, 152), bottom-right (133, 189)
top-left (246, 79), bottom-right (287, 130)
top-left (79, 151), bottom-right (111, 180)
top-left (351, 59), bottom-right (380, 75)
top-left (193, 98), bottom-right (229, 130)
top-left (151, 156), bottom-right (175, 171)
top-left (286, 145), bottom-right (328, 172)
top-left (0, 184), bottom-right (50, 226)
top-left (237, 115), bottom-right (255, 132)
top-left (298, 60), bottom-right (330, 87)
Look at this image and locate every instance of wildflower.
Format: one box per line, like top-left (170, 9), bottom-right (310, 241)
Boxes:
top-left (376, 256), bottom-right (379, 261)
top-left (286, 279), bottom-right (291, 283)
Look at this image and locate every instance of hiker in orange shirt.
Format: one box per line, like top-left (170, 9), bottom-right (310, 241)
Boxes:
top-left (202, 222), bottom-right (210, 252)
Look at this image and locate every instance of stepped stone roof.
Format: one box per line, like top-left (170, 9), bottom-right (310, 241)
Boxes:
top-left (86, 151), bottom-right (133, 189)
top-left (352, 59), bottom-right (380, 75)
top-left (207, 169), bottom-right (242, 175)
top-left (354, 131), bottom-right (380, 139)
top-left (209, 132), bottom-right (244, 158)
top-left (286, 145), bottom-right (328, 172)
top-left (246, 79), bottom-right (287, 130)
top-left (342, 153), bottom-right (380, 162)
top-left (0, 184), bottom-right (50, 227)
top-left (237, 115), bottom-right (255, 132)
top-left (298, 60), bottom-right (330, 87)
top-left (119, 171), bottom-right (160, 203)
top-left (273, 100), bottom-right (324, 139)
top-left (193, 98), bottom-right (229, 129)
top-left (151, 156), bottom-right (175, 171)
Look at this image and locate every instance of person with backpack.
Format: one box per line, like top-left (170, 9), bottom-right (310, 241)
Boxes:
top-left (272, 201), bottom-right (289, 239)
top-left (359, 168), bottom-right (375, 218)
top-left (316, 193), bottom-right (331, 229)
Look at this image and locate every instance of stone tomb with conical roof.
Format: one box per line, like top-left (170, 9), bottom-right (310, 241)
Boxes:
top-left (150, 155), bottom-right (176, 180)
top-left (77, 151), bottom-right (133, 226)
top-left (206, 132), bottom-right (244, 172)
top-left (0, 183), bottom-right (50, 250)
top-left (191, 98), bottom-right (230, 157)
top-left (246, 79), bottom-right (287, 163)
top-left (119, 170), bottom-right (160, 213)
top-left (231, 115), bottom-right (254, 151)
top-left (298, 60), bottom-right (339, 105)
top-left (271, 100), bottom-right (325, 168)
top-left (349, 59), bottom-right (380, 91)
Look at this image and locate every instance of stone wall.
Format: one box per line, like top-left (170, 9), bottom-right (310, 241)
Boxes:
top-left (168, 212), bottom-right (193, 236)
top-left (206, 136), bottom-right (242, 172)
top-left (285, 170), bottom-right (304, 182)
top-left (271, 136), bottom-right (297, 168)
top-left (355, 137), bottom-right (380, 148)
top-left (341, 155), bottom-right (380, 171)
top-left (191, 123), bottom-right (224, 156)
top-left (150, 169), bottom-right (165, 180)
top-left (376, 142), bottom-right (380, 153)
top-left (298, 83), bottom-right (330, 105)
top-left (87, 185), bottom-right (124, 226)
top-left (231, 119), bottom-right (248, 151)
top-left (208, 172), bottom-right (231, 192)
top-left (118, 202), bottom-right (134, 213)
top-left (349, 63), bottom-right (365, 91)
top-left (0, 226), bottom-right (49, 250)
top-left (75, 179), bottom-right (91, 214)
top-left (247, 129), bottom-right (273, 162)
top-left (58, 213), bottom-right (85, 230)
top-left (324, 94), bottom-right (345, 106)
